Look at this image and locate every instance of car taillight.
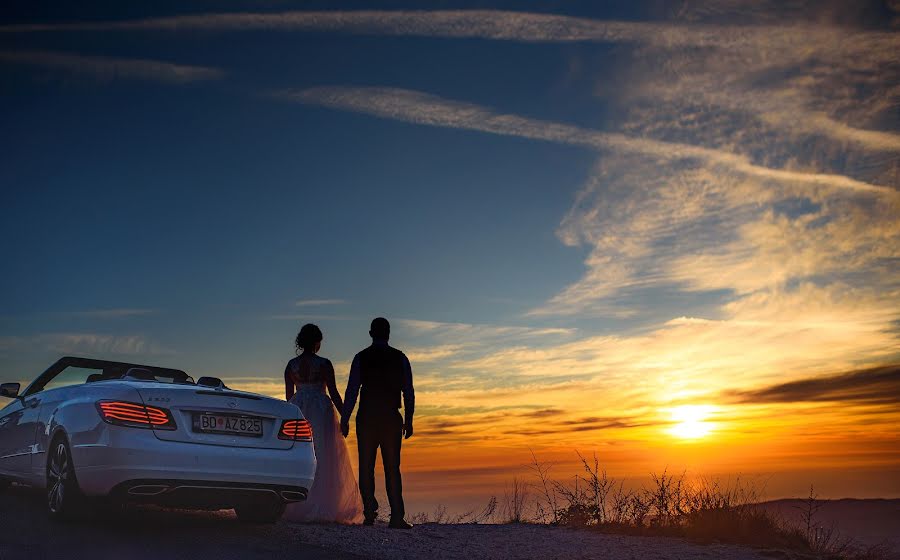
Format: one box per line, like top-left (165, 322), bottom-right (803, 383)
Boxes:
top-left (96, 400), bottom-right (176, 430)
top-left (278, 419), bottom-right (313, 441)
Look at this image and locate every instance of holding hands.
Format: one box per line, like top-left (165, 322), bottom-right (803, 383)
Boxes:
top-left (340, 420), bottom-right (412, 439)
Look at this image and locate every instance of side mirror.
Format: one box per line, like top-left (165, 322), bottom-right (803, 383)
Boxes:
top-left (0, 383), bottom-right (20, 399)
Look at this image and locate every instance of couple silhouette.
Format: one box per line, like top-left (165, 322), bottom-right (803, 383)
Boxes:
top-left (282, 317), bottom-right (415, 529)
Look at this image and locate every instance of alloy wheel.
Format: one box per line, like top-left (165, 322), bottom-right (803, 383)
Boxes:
top-left (47, 441), bottom-right (70, 514)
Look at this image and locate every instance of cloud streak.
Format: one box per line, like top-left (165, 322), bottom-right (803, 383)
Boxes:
top-left (1, 9), bottom-right (894, 57)
top-left (6, 9), bottom-right (896, 151)
top-left (6, 8), bottom-right (896, 152)
top-left (0, 50), bottom-right (223, 83)
top-left (282, 86), bottom-right (895, 196)
top-left (725, 364), bottom-right (900, 406)
top-left (0, 10), bottom-right (793, 43)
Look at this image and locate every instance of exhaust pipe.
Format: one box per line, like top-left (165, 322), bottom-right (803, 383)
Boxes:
top-left (280, 490), bottom-right (306, 502)
top-left (128, 484), bottom-right (171, 496)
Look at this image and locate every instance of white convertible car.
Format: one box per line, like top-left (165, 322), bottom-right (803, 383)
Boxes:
top-left (0, 356), bottom-right (316, 522)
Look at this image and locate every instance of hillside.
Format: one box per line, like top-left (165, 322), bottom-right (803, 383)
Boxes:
top-left (756, 499), bottom-right (900, 556)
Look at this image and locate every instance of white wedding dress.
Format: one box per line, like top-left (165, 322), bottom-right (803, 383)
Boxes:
top-left (283, 354), bottom-right (363, 524)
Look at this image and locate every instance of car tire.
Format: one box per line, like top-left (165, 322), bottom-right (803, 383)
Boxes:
top-left (234, 502), bottom-right (286, 524)
top-left (46, 436), bottom-right (84, 521)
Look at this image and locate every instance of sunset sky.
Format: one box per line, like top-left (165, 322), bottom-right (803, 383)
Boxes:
top-left (1, 1), bottom-right (899, 513)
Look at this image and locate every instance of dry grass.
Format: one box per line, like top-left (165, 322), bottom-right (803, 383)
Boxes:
top-left (410, 452), bottom-right (891, 559)
top-left (519, 451), bottom-right (891, 560)
top-left (410, 496), bottom-right (497, 525)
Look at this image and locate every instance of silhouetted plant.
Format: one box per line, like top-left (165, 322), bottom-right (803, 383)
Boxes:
top-left (527, 450), bottom-right (559, 524)
top-left (500, 478), bottom-right (528, 524)
top-left (470, 496), bottom-right (498, 524)
top-left (647, 468), bottom-right (687, 527)
top-left (410, 495), bottom-right (498, 524)
top-left (797, 484), bottom-right (823, 544)
top-left (519, 451), bottom-right (887, 560)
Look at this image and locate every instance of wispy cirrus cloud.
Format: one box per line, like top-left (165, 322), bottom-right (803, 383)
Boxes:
top-left (6, 8), bottom-right (896, 151)
top-left (533, 155), bottom-right (900, 317)
top-left (531, 2), bottom-right (900, 320)
top-left (5, 7), bottom-right (897, 151)
top-left (282, 86), bottom-right (895, 196)
top-left (1, 9), bottom-right (894, 57)
top-left (0, 10), bottom-right (789, 42)
top-left (0, 50), bottom-right (223, 83)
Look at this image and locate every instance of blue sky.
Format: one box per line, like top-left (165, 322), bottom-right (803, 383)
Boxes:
top-left (0, 1), bottom-right (629, 379)
top-left (2, 1), bottom-right (899, 503)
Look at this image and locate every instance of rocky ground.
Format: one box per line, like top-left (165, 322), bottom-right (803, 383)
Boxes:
top-left (291, 521), bottom-right (778, 560)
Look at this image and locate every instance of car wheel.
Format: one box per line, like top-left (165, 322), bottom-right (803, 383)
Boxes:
top-left (46, 436), bottom-right (83, 521)
top-left (234, 502), bottom-right (286, 523)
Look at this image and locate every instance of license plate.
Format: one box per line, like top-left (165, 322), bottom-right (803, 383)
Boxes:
top-left (193, 413), bottom-right (263, 437)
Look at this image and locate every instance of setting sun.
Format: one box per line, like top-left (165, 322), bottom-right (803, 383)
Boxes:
top-left (668, 405), bottom-right (716, 440)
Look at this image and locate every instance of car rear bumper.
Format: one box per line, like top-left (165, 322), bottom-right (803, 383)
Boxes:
top-left (109, 479), bottom-right (308, 508)
top-left (71, 429), bottom-right (315, 500)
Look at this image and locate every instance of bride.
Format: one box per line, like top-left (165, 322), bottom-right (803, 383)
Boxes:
top-left (283, 323), bottom-right (363, 524)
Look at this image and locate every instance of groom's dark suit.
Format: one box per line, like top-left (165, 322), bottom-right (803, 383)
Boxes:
top-left (341, 340), bottom-right (415, 523)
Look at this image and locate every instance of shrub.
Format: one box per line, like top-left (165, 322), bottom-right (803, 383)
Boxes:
top-left (523, 451), bottom-right (887, 560)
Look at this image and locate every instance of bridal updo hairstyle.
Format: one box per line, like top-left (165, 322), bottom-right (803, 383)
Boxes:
top-left (296, 323), bottom-right (323, 353)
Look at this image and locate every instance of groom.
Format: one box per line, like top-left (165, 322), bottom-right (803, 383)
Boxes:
top-left (341, 317), bottom-right (415, 529)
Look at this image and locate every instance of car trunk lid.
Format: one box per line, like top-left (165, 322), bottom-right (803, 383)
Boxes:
top-left (132, 383), bottom-right (298, 450)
